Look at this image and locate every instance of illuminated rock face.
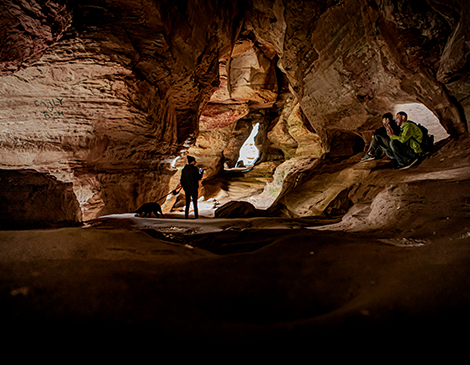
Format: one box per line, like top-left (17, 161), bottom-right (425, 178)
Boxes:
top-left (0, 0), bottom-right (469, 223)
top-left (0, 0), bottom-right (244, 219)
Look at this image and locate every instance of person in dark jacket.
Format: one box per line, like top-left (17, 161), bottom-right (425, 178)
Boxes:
top-left (361, 112), bottom-right (400, 162)
top-left (180, 155), bottom-right (203, 219)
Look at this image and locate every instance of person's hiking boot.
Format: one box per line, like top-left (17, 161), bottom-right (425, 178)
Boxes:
top-left (360, 153), bottom-right (376, 162)
top-left (398, 157), bottom-right (419, 170)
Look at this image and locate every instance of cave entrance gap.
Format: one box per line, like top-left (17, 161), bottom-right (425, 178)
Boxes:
top-left (236, 123), bottom-right (260, 168)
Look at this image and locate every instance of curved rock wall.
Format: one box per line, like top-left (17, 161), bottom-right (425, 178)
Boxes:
top-left (0, 0), bottom-right (244, 220)
top-left (0, 0), bottom-right (469, 223)
top-left (247, 0), bottom-right (468, 142)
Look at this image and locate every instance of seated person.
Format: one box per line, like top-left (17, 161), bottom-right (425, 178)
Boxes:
top-left (361, 112), bottom-right (400, 162)
top-left (385, 111), bottom-right (423, 169)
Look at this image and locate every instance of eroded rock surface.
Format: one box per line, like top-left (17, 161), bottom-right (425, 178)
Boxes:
top-left (0, 0), bottom-right (469, 226)
top-left (0, 168), bottom-right (81, 228)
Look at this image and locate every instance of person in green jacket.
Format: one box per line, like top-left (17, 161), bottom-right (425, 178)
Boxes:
top-left (385, 111), bottom-right (423, 169)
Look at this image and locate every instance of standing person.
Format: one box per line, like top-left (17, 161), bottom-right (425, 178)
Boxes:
top-left (385, 111), bottom-right (423, 169)
top-left (361, 112), bottom-right (400, 162)
top-left (180, 155), bottom-right (204, 219)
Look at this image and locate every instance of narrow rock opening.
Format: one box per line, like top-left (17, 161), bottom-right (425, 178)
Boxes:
top-left (236, 122), bottom-right (260, 168)
top-left (329, 131), bottom-right (365, 158)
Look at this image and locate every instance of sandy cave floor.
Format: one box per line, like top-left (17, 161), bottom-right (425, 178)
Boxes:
top-left (1, 211), bottom-right (470, 351)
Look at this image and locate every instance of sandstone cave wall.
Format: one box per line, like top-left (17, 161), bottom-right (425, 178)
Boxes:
top-left (0, 0), bottom-right (469, 223)
top-left (245, 0), bottom-right (468, 141)
top-left (0, 0), bottom-right (245, 220)
top-left (222, 0), bottom-right (470, 218)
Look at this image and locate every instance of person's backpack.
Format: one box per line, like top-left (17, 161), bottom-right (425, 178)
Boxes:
top-left (414, 122), bottom-right (434, 154)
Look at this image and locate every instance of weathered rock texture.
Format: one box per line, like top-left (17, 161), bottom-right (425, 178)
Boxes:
top-left (0, 0), bottom-right (245, 221)
top-left (0, 168), bottom-right (81, 229)
top-left (316, 134), bottom-right (470, 238)
top-left (0, 0), bottom-right (469, 225)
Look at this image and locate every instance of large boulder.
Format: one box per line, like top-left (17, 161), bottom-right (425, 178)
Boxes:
top-left (215, 201), bottom-right (261, 218)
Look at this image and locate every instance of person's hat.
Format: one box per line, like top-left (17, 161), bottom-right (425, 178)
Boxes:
top-left (187, 155), bottom-right (195, 163)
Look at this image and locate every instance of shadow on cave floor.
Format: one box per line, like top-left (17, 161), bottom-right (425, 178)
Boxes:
top-left (85, 214), bottom-right (344, 255)
top-left (142, 227), bottom-right (305, 255)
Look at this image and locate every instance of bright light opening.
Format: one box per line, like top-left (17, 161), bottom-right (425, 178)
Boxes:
top-left (236, 123), bottom-right (260, 167)
top-left (171, 156), bottom-right (180, 168)
top-left (393, 103), bottom-right (449, 142)
top-left (170, 150), bottom-right (187, 168)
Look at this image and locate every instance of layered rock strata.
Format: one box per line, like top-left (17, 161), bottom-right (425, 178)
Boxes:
top-left (0, 0), bottom-right (469, 224)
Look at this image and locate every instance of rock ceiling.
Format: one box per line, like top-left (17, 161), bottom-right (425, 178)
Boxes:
top-left (0, 0), bottom-right (469, 224)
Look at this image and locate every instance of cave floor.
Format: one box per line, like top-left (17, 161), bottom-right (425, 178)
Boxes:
top-left (1, 214), bottom-right (470, 353)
